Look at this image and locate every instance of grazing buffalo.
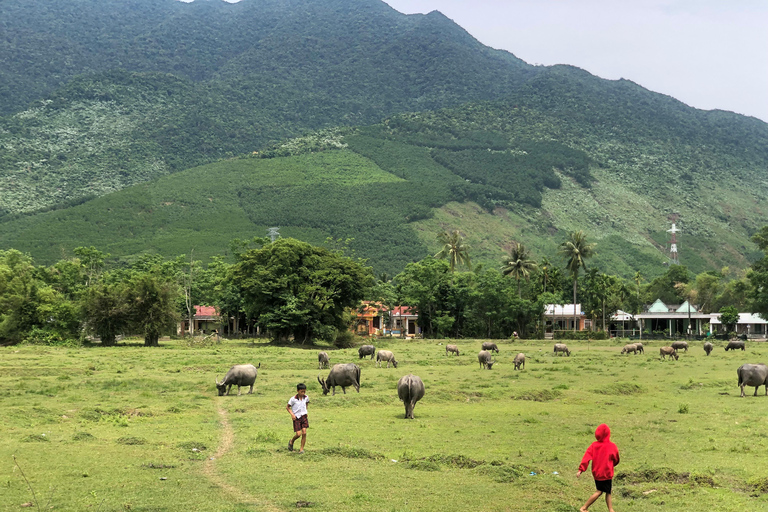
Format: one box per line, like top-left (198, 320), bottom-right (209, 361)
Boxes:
top-left (737, 364), bottom-right (768, 397)
top-left (318, 351), bottom-right (330, 369)
top-left (397, 374), bottom-right (425, 419)
top-left (621, 343), bottom-right (638, 355)
top-left (481, 342), bottom-right (499, 353)
top-left (553, 343), bottom-right (571, 357)
top-left (215, 363), bottom-right (260, 396)
top-left (446, 344), bottom-right (460, 356)
top-left (513, 353), bottom-right (526, 371)
top-left (659, 347), bottom-right (678, 360)
top-left (358, 345), bottom-right (376, 359)
top-left (478, 350), bottom-right (496, 369)
top-left (376, 350), bottom-right (398, 368)
top-left (725, 340), bottom-right (746, 351)
top-left (703, 342), bottom-right (714, 356)
top-left (318, 363), bottom-right (361, 395)
top-left (634, 342), bottom-right (644, 354)
top-left (671, 341), bottom-right (689, 352)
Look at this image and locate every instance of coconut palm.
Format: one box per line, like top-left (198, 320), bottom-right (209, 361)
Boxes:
top-left (434, 230), bottom-right (471, 272)
top-left (502, 242), bottom-right (538, 298)
top-left (558, 231), bottom-right (596, 332)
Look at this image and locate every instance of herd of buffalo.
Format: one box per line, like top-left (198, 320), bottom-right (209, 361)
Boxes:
top-left (213, 337), bottom-right (768, 419)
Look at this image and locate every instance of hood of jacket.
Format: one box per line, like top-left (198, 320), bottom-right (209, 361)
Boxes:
top-left (595, 423), bottom-right (611, 442)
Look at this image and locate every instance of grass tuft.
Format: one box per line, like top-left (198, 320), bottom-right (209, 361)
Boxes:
top-left (514, 389), bottom-right (563, 402)
top-left (615, 467), bottom-right (690, 484)
top-left (116, 436), bottom-right (147, 445)
top-left (592, 382), bottom-right (645, 395)
top-left (72, 432), bottom-right (96, 441)
top-left (319, 446), bottom-right (384, 460)
top-left (22, 433), bottom-right (49, 442)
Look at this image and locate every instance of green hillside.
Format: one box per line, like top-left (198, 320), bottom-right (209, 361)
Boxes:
top-left (1, 0), bottom-right (540, 216)
top-left (1, 0), bottom-right (767, 277)
top-left (2, 89), bottom-right (767, 277)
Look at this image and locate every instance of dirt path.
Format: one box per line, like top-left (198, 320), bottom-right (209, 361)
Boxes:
top-left (202, 406), bottom-right (283, 511)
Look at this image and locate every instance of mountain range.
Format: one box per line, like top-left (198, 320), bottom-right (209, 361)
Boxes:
top-left (1, 0), bottom-right (767, 277)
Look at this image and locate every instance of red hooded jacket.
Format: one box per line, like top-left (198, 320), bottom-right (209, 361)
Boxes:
top-left (578, 423), bottom-right (620, 481)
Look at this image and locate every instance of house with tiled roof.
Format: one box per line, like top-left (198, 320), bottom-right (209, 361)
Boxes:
top-left (350, 302), bottom-right (419, 337)
top-left (177, 305), bottom-right (222, 334)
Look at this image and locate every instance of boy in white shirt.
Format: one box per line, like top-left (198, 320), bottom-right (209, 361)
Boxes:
top-left (287, 383), bottom-right (309, 454)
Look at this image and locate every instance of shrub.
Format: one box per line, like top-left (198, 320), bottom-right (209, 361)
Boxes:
top-left (553, 330), bottom-right (608, 341)
top-left (333, 329), bottom-right (356, 348)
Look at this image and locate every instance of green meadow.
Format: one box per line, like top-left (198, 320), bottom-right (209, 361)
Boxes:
top-left (3, 337), bottom-right (768, 511)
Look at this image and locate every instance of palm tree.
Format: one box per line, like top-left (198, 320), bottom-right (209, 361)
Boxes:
top-left (434, 230), bottom-right (471, 272)
top-left (558, 231), bottom-right (596, 332)
top-left (502, 242), bottom-right (538, 298)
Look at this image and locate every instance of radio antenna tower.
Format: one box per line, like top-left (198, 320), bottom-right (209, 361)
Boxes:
top-left (666, 215), bottom-right (680, 265)
top-left (267, 227), bottom-right (280, 242)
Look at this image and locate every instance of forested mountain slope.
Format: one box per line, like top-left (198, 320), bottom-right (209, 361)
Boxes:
top-left (1, 0), bottom-right (767, 277)
top-left (2, 85), bottom-right (766, 277)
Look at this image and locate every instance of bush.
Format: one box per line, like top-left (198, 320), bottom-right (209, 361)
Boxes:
top-left (23, 328), bottom-right (81, 347)
top-left (553, 330), bottom-right (608, 340)
top-left (333, 329), bottom-right (357, 348)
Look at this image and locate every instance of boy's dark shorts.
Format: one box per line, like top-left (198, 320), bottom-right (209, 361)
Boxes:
top-left (292, 415), bottom-right (309, 432)
top-left (595, 479), bottom-right (612, 494)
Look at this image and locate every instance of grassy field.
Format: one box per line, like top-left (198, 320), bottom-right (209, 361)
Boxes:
top-left (3, 337), bottom-right (768, 511)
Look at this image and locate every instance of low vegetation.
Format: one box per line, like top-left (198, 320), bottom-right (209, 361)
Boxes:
top-left (3, 337), bottom-right (768, 511)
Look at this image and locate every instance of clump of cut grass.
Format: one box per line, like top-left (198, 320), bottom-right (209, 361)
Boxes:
top-left (22, 433), bottom-right (49, 442)
top-left (319, 446), bottom-right (384, 460)
top-left (475, 464), bottom-right (528, 483)
top-left (615, 467), bottom-right (690, 484)
top-left (592, 382), bottom-right (645, 395)
top-left (405, 460), bottom-right (441, 471)
top-left (678, 403), bottom-right (689, 414)
top-left (176, 441), bottom-right (206, 451)
top-left (425, 454), bottom-right (485, 469)
top-left (116, 436), bottom-right (147, 445)
top-left (514, 388), bottom-right (562, 402)
top-left (72, 431), bottom-right (95, 441)
top-left (747, 476), bottom-right (768, 496)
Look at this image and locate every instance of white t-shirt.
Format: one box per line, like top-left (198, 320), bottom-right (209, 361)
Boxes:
top-left (288, 394), bottom-right (309, 418)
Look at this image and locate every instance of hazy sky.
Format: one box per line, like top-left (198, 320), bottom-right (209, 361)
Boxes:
top-left (381, 0), bottom-right (768, 123)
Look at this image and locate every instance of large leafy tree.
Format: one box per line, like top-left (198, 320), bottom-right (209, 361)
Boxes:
top-left (434, 230), bottom-right (471, 272)
top-left (81, 282), bottom-right (130, 346)
top-left (395, 257), bottom-right (453, 338)
top-left (232, 238), bottom-right (373, 343)
top-left (126, 273), bottom-right (181, 347)
top-left (558, 231), bottom-right (596, 331)
top-left (502, 242), bottom-right (538, 298)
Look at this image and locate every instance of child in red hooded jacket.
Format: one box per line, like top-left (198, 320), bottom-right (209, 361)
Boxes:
top-left (576, 423), bottom-right (620, 512)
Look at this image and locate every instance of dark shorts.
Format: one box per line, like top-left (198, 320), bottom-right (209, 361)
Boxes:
top-left (595, 479), bottom-right (612, 494)
top-left (292, 415), bottom-right (309, 432)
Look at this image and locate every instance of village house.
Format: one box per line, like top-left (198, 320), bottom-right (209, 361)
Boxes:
top-left (177, 305), bottom-right (221, 335)
top-left (351, 302), bottom-right (419, 337)
top-left (544, 304), bottom-right (586, 335)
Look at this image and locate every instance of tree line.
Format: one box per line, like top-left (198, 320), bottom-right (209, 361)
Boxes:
top-left (2, 227), bottom-right (767, 347)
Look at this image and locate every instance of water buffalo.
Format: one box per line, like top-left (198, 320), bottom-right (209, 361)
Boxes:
top-left (621, 343), bottom-right (638, 355)
top-left (659, 347), bottom-right (678, 360)
top-left (725, 340), bottom-right (746, 351)
top-left (318, 351), bottom-right (330, 369)
top-left (376, 350), bottom-right (398, 368)
top-left (358, 345), bottom-right (376, 359)
top-left (634, 342), bottom-right (644, 354)
top-left (397, 374), bottom-right (425, 419)
top-left (553, 343), bottom-right (570, 357)
top-left (445, 344), bottom-right (460, 356)
top-left (481, 342), bottom-right (499, 353)
top-left (671, 341), bottom-right (689, 352)
top-left (478, 350), bottom-right (496, 369)
top-left (318, 363), bottom-right (361, 395)
top-left (737, 364), bottom-right (768, 397)
top-left (703, 342), bottom-right (713, 356)
top-left (513, 353), bottom-right (526, 370)
top-left (215, 363), bottom-right (260, 396)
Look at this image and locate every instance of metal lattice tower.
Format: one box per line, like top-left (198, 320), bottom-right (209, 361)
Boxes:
top-left (667, 218), bottom-right (680, 265)
top-left (267, 227), bottom-right (280, 242)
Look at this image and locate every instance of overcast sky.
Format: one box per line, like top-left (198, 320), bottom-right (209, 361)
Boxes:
top-left (381, 0), bottom-right (768, 123)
